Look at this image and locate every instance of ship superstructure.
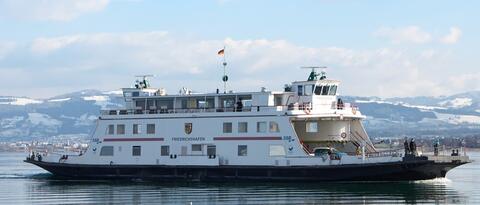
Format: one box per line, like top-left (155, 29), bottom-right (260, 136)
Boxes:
top-left (25, 69), bottom-right (470, 181)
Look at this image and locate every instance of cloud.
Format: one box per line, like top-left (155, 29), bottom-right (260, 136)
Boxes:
top-left (0, 31), bottom-right (471, 98)
top-left (0, 0), bottom-right (109, 21)
top-left (0, 41), bottom-right (16, 60)
top-left (373, 26), bottom-right (432, 44)
top-left (441, 27), bottom-right (462, 44)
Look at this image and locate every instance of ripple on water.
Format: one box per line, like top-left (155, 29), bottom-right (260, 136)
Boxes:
top-left (0, 152), bottom-right (479, 204)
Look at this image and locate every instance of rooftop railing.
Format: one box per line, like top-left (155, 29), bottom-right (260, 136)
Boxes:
top-left (100, 102), bottom-right (359, 116)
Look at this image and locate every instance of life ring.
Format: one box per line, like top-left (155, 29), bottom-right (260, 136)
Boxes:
top-left (341, 132), bottom-right (347, 139)
top-left (304, 107), bottom-right (311, 115)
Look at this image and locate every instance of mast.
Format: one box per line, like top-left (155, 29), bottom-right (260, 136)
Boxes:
top-left (219, 46), bottom-right (228, 93)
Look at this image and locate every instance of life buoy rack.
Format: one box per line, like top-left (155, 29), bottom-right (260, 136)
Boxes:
top-left (341, 132), bottom-right (347, 139)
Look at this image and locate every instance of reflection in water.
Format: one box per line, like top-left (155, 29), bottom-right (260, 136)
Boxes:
top-left (18, 178), bottom-right (464, 204)
top-left (0, 152), bottom-right (478, 204)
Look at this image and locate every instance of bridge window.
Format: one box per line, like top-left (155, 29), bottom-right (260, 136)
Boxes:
top-left (257, 121), bottom-right (267, 133)
top-left (132, 146), bottom-right (141, 156)
top-left (133, 124), bottom-right (141, 134)
top-left (269, 145), bottom-right (286, 156)
top-left (161, 146), bottom-right (169, 156)
top-left (328, 85), bottom-right (337, 95)
top-left (297, 85), bottom-right (303, 96)
top-left (306, 122), bottom-right (318, 133)
top-left (314, 86), bottom-right (322, 95)
top-left (238, 145), bottom-right (248, 156)
top-left (117, 124), bottom-right (125, 135)
top-left (238, 122), bottom-right (248, 133)
top-left (100, 146), bottom-right (114, 156)
top-left (147, 124), bottom-right (155, 134)
top-left (223, 122), bottom-right (233, 133)
top-left (304, 85), bottom-right (314, 96)
top-left (107, 124), bottom-right (114, 135)
top-left (321, 86), bottom-right (330, 95)
top-left (269, 121), bottom-right (280, 132)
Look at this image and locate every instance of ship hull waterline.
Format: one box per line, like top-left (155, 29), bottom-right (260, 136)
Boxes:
top-left (24, 159), bottom-right (467, 181)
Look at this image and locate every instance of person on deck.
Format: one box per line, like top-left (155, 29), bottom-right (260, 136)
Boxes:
top-left (409, 139), bottom-right (417, 156)
top-left (404, 138), bottom-right (410, 155)
top-left (236, 98), bottom-right (243, 112)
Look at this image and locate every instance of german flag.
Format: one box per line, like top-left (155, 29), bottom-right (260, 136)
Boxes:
top-left (217, 49), bottom-right (225, 55)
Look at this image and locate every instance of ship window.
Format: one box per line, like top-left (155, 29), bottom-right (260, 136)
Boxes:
top-left (207, 145), bottom-right (216, 156)
top-left (306, 122), bottom-right (318, 133)
top-left (107, 124), bottom-right (114, 135)
top-left (238, 122), bottom-right (248, 133)
top-left (100, 146), bottom-right (114, 156)
top-left (132, 146), bottom-right (141, 156)
top-left (135, 100), bottom-right (146, 110)
top-left (269, 121), bottom-right (280, 133)
top-left (297, 85), bottom-right (303, 96)
top-left (314, 86), bottom-right (322, 95)
top-left (257, 121), bottom-right (267, 133)
top-left (147, 124), bottom-right (155, 134)
top-left (161, 145), bottom-right (169, 156)
top-left (328, 85), bottom-right (337, 95)
top-left (117, 124), bottom-right (125, 135)
top-left (321, 86), bottom-right (330, 95)
top-left (133, 124), bottom-right (141, 134)
top-left (238, 145), bottom-right (248, 156)
top-left (132, 92), bottom-right (139, 97)
top-left (269, 145), bottom-right (286, 156)
top-left (304, 85), bottom-right (314, 96)
top-left (223, 122), bottom-right (232, 133)
top-left (192, 144), bottom-right (202, 152)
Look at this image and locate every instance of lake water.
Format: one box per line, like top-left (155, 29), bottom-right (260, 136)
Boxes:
top-left (0, 152), bottom-right (479, 204)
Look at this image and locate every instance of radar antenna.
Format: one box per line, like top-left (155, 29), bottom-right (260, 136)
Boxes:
top-left (301, 66), bottom-right (327, 81)
top-left (134, 74), bottom-right (154, 89)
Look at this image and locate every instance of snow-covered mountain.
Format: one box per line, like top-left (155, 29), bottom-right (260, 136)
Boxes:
top-left (345, 91), bottom-right (480, 136)
top-left (1, 90), bottom-right (479, 140)
top-left (0, 90), bottom-right (125, 141)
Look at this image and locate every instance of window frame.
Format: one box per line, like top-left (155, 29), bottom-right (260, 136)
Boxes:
top-left (238, 122), bottom-right (248, 133)
top-left (238, 145), bottom-right (248, 156)
top-left (192, 144), bottom-right (203, 152)
top-left (306, 121), bottom-right (318, 133)
top-left (223, 122), bottom-right (233, 133)
top-left (257, 121), bottom-right (267, 133)
top-left (133, 124), bottom-right (141, 135)
top-left (269, 121), bottom-right (280, 133)
top-left (297, 85), bottom-right (303, 96)
top-left (147, 124), bottom-right (155, 134)
top-left (160, 145), bottom-right (170, 156)
top-left (132, 146), bottom-right (141, 156)
top-left (116, 124), bottom-right (125, 135)
top-left (107, 124), bottom-right (114, 135)
top-left (100, 146), bottom-right (114, 156)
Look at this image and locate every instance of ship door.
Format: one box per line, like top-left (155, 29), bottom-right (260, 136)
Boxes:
top-left (207, 145), bottom-right (216, 158)
top-left (181, 146), bottom-right (187, 156)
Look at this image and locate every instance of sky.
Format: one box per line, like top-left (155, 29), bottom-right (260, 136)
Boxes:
top-left (0, 0), bottom-right (478, 98)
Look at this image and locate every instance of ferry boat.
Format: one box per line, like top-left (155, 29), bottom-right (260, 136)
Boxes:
top-left (25, 68), bottom-right (470, 181)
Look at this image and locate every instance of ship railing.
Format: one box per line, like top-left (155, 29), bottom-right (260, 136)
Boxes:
top-left (330, 102), bottom-right (358, 113)
top-left (101, 105), bottom-right (293, 116)
top-left (365, 149), bottom-right (403, 158)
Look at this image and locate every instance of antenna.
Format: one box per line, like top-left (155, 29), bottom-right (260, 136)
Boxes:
top-left (301, 66), bottom-right (327, 81)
